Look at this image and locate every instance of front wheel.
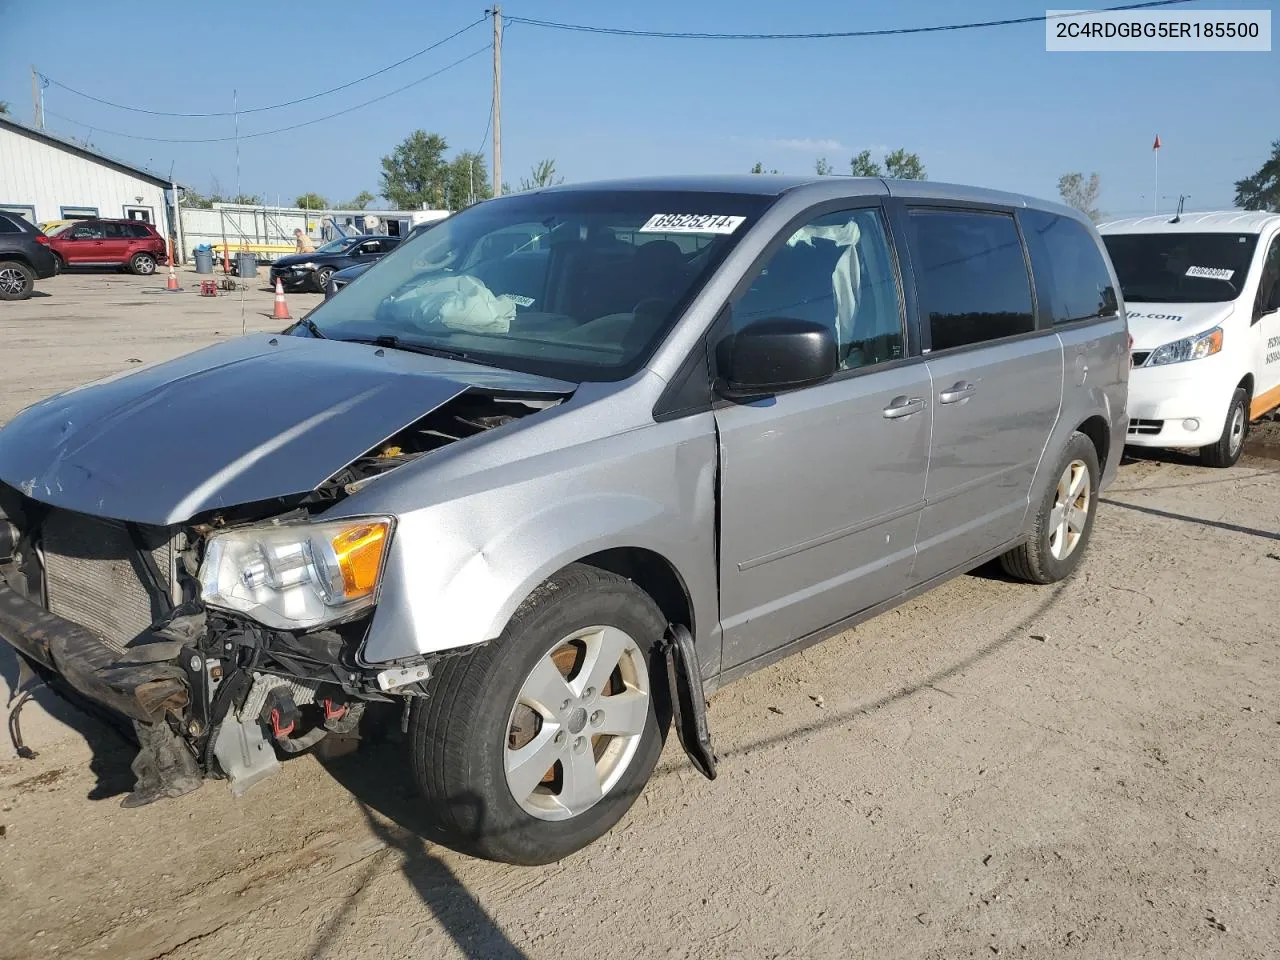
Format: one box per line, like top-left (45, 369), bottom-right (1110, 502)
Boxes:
top-left (129, 252), bottom-right (156, 276)
top-left (409, 564), bottom-right (670, 864)
top-left (312, 267), bottom-right (333, 292)
top-left (1199, 388), bottom-right (1248, 468)
top-left (1001, 431), bottom-right (1100, 584)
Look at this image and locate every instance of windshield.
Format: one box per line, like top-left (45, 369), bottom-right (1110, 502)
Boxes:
top-left (1102, 232), bottom-right (1258, 303)
top-left (314, 236), bottom-right (359, 255)
top-left (298, 190), bottom-right (771, 381)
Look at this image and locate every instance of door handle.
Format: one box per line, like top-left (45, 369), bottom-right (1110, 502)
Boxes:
top-left (938, 381), bottom-right (976, 404)
top-left (883, 396), bottom-right (926, 419)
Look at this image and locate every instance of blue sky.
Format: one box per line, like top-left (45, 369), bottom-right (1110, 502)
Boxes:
top-left (0, 0), bottom-right (1273, 215)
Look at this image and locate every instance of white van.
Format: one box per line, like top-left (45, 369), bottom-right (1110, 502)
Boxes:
top-left (1099, 211), bottom-right (1280, 467)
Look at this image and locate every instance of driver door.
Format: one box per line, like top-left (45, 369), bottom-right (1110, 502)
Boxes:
top-left (1252, 230), bottom-right (1280, 417)
top-left (714, 203), bottom-right (932, 671)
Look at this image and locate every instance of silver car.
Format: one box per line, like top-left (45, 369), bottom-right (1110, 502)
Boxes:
top-left (0, 176), bottom-right (1127, 864)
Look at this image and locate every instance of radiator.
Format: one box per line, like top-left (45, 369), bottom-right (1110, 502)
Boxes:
top-left (41, 511), bottom-right (183, 654)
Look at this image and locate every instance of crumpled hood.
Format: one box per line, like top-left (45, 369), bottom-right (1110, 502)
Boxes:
top-left (1127, 302), bottom-right (1234, 350)
top-left (0, 334), bottom-right (570, 525)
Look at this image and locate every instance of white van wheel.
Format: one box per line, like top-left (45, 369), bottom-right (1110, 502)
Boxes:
top-left (1200, 388), bottom-right (1248, 468)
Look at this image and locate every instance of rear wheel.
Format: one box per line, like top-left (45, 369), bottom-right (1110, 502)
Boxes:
top-left (408, 564), bottom-right (670, 864)
top-left (0, 260), bottom-right (35, 300)
top-left (129, 252), bottom-right (156, 276)
top-left (1001, 431), bottom-right (1099, 584)
top-left (1199, 388), bottom-right (1248, 468)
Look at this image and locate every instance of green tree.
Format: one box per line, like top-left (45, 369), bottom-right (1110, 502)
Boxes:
top-left (229, 194), bottom-right (263, 205)
top-left (884, 148), bottom-right (926, 180)
top-left (520, 158), bottom-right (565, 191)
top-left (180, 189), bottom-right (213, 209)
top-left (1058, 172), bottom-right (1102, 221)
top-left (1234, 140), bottom-right (1280, 212)
top-left (294, 192), bottom-right (328, 210)
top-left (343, 190), bottom-right (377, 210)
top-left (0, 101), bottom-right (9, 116)
top-left (380, 130), bottom-right (450, 209)
top-left (750, 161), bottom-right (779, 174)
top-left (849, 150), bottom-right (882, 177)
top-left (447, 151), bottom-right (492, 207)
top-left (815, 157), bottom-right (834, 176)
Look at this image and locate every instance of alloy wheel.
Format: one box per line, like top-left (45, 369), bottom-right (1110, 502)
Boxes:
top-left (504, 625), bottom-right (651, 822)
top-left (0, 267), bottom-right (27, 296)
top-left (1048, 459), bottom-right (1091, 560)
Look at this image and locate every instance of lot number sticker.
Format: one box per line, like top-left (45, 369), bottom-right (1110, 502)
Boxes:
top-left (1185, 265), bottom-right (1234, 281)
top-left (639, 213), bottom-right (746, 234)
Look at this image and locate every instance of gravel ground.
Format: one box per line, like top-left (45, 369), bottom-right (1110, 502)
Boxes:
top-left (0, 271), bottom-right (1278, 960)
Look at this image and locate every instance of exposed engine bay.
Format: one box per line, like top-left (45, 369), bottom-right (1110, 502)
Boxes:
top-left (0, 388), bottom-right (561, 806)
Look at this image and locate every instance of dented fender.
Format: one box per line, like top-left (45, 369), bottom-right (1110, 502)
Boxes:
top-left (342, 407), bottom-right (722, 667)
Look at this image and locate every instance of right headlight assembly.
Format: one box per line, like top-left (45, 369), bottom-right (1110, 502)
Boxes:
top-left (198, 517), bottom-right (393, 630)
top-left (1145, 326), bottom-right (1223, 366)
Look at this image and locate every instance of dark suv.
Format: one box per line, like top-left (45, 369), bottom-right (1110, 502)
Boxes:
top-left (0, 213), bottom-right (59, 301)
top-left (48, 219), bottom-right (169, 275)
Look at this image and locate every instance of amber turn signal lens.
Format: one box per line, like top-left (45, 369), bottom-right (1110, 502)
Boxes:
top-left (329, 522), bottom-right (389, 596)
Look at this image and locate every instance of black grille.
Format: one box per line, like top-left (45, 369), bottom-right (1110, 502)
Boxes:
top-left (1131, 351), bottom-right (1151, 367)
top-left (1127, 418), bottom-right (1163, 436)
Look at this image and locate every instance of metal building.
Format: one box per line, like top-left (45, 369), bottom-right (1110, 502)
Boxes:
top-left (0, 115), bottom-right (180, 248)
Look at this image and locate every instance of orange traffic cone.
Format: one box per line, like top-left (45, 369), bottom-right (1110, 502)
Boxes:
top-left (272, 278), bottom-right (292, 321)
top-left (165, 264), bottom-right (180, 292)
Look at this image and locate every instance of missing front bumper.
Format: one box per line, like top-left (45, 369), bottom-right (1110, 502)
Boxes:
top-left (0, 579), bottom-right (188, 723)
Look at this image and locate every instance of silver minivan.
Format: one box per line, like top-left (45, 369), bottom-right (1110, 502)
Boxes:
top-left (0, 176), bottom-right (1128, 863)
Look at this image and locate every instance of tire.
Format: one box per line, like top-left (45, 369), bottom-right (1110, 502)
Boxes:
top-left (1000, 431), bottom-right (1100, 584)
top-left (409, 563), bottom-right (671, 865)
top-left (1199, 388), bottom-right (1248, 468)
top-left (0, 260), bottom-right (35, 300)
top-left (129, 252), bottom-right (156, 276)
top-left (313, 267), bottom-right (333, 293)
top-left (51, 252), bottom-right (65, 274)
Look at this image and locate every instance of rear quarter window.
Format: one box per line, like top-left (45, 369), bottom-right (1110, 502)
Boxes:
top-left (1022, 210), bottom-right (1117, 324)
top-left (129, 223), bottom-right (154, 239)
top-left (906, 208), bottom-right (1035, 351)
top-left (0, 215), bottom-right (20, 235)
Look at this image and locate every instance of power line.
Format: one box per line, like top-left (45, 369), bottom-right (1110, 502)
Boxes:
top-left (40, 16), bottom-right (486, 118)
top-left (506, 0), bottom-right (1193, 40)
top-left (43, 45), bottom-right (491, 145)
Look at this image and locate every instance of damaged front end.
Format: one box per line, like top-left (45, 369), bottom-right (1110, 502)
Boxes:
top-left (0, 385), bottom-right (564, 805)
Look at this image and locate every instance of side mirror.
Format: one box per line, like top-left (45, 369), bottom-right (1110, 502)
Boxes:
top-left (715, 317), bottom-right (838, 399)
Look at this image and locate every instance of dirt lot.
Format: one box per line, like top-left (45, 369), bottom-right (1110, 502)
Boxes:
top-left (1, 271), bottom-right (1278, 960)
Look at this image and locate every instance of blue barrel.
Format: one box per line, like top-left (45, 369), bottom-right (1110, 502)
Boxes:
top-left (236, 252), bottom-right (258, 278)
top-left (194, 249), bottom-right (213, 274)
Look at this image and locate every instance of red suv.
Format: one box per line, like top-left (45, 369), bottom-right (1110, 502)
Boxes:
top-left (48, 219), bottom-right (169, 275)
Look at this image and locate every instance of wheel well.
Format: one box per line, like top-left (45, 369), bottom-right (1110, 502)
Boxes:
top-left (1237, 373), bottom-right (1254, 402)
top-left (576, 548), bottom-right (694, 636)
top-left (0, 253), bottom-right (32, 268)
top-left (1077, 414), bottom-right (1111, 473)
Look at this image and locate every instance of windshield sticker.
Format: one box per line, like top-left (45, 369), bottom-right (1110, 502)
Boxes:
top-left (504, 294), bottom-right (535, 307)
top-left (1185, 266), bottom-right (1234, 281)
top-left (639, 214), bottom-right (745, 235)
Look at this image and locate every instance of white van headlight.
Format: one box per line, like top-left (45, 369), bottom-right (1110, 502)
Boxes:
top-left (1147, 326), bottom-right (1223, 366)
top-left (198, 518), bottom-right (392, 629)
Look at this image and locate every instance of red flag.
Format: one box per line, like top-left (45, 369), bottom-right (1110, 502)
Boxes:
top-left (1152, 134), bottom-right (1162, 150)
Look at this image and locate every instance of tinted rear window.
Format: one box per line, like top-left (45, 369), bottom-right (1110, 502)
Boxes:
top-left (1022, 210), bottom-right (1118, 324)
top-left (906, 208), bottom-right (1035, 351)
top-left (105, 222), bottom-right (131, 238)
top-left (0, 215), bottom-right (20, 234)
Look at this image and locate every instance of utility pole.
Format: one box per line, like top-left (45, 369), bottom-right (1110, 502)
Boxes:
top-left (492, 5), bottom-right (502, 198)
top-left (30, 65), bottom-right (44, 130)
